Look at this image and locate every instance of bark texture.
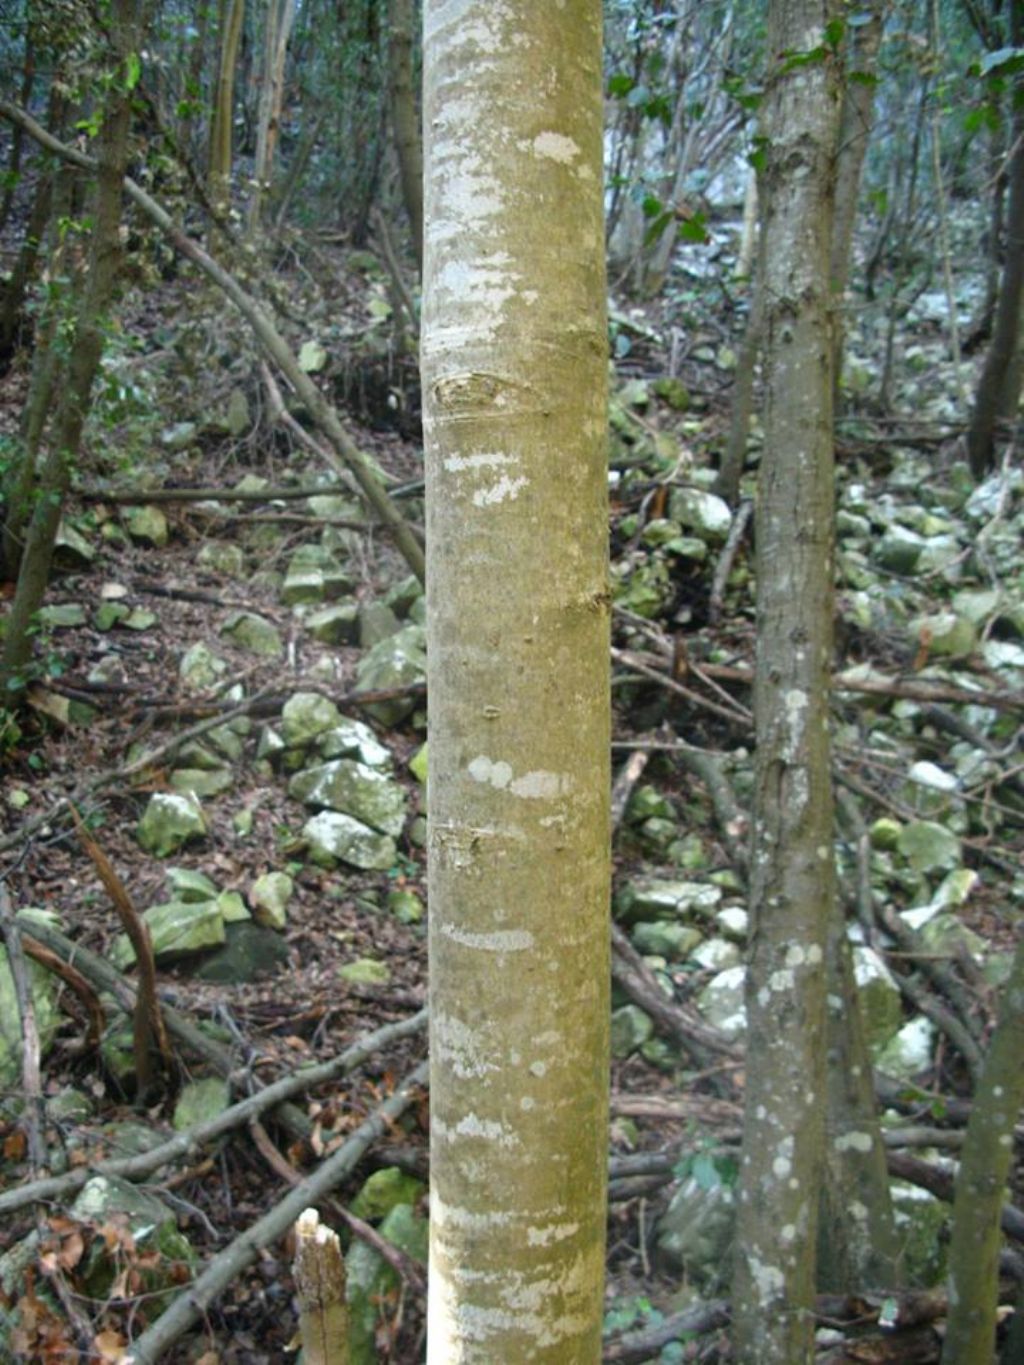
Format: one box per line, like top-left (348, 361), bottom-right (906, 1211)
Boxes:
top-left (968, 3), bottom-right (1024, 477)
top-left (0, 7), bottom-right (137, 694)
top-left (830, 1), bottom-right (884, 394)
top-left (731, 4), bottom-right (842, 1362)
top-left (941, 932), bottom-right (1024, 1364)
top-left (422, 3), bottom-right (609, 1360)
top-left (387, 0), bottom-right (422, 274)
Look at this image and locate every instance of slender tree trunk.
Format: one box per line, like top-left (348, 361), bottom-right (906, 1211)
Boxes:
top-left (0, 3), bottom-right (138, 695)
top-left (387, 0), bottom-right (422, 275)
top-left (716, 250), bottom-right (763, 508)
top-left (248, 0), bottom-right (296, 234)
top-left (941, 933), bottom-right (1024, 1363)
top-left (209, 0), bottom-right (245, 205)
top-left (817, 925), bottom-right (901, 1291)
top-left (422, 3), bottom-right (610, 1360)
top-left (0, 17), bottom-right (34, 235)
top-left (0, 88), bottom-right (66, 368)
top-left (968, 12), bottom-right (1024, 478)
top-left (830, 1), bottom-right (885, 397)
top-left (731, 3), bottom-right (842, 1361)
top-left (1, 146), bottom-right (76, 578)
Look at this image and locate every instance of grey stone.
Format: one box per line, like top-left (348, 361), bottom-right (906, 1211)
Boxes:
top-left (281, 692), bottom-right (342, 747)
top-left (631, 921), bottom-right (703, 961)
top-left (610, 1004), bottom-right (655, 1058)
top-left (166, 867), bottom-right (218, 903)
top-left (360, 600), bottom-right (403, 648)
top-left (876, 1017), bottom-right (936, 1079)
top-left (909, 612), bottom-right (976, 658)
top-left (1, 953), bottom-right (59, 1089)
top-left (196, 542), bottom-right (245, 575)
top-left (874, 526), bottom-right (926, 573)
top-left (346, 1203), bottom-right (427, 1365)
top-left (383, 575), bottom-right (424, 618)
top-left (161, 421), bottom-right (198, 451)
top-left (53, 520), bottom-right (95, 567)
top-left (307, 601), bottom-right (359, 644)
top-left (354, 625), bottom-right (427, 725)
top-left (319, 718), bottom-right (392, 768)
top-left (112, 899), bottom-right (225, 967)
top-left (173, 1077), bottom-right (230, 1131)
top-left (123, 505), bottom-right (169, 547)
top-left (169, 767), bottom-right (234, 799)
top-left (194, 922), bottom-right (290, 983)
top-left (179, 642), bottom-right (229, 690)
top-left (303, 812), bottom-right (397, 870)
top-left (137, 792), bottom-right (207, 856)
top-left (668, 487), bottom-right (732, 539)
top-left (655, 1176), bottom-right (736, 1289)
top-left (616, 878), bottom-right (723, 924)
top-left (219, 611), bottom-right (283, 657)
top-left (350, 1168), bottom-right (425, 1221)
top-left (248, 872), bottom-right (294, 929)
top-left (691, 937), bottom-right (741, 972)
top-left (289, 759), bottom-right (407, 836)
top-left (897, 821), bottom-right (962, 876)
top-left (694, 966), bottom-right (747, 1039)
top-left (891, 1180), bottom-right (948, 1286)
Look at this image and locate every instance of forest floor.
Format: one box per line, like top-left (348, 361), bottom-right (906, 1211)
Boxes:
top-left (0, 222), bottom-right (1022, 1363)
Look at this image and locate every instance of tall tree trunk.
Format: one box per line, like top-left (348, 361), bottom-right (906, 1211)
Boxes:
top-left (731, 3), bottom-right (842, 1362)
top-left (248, 0), bottom-right (296, 234)
top-left (830, 1), bottom-right (885, 397)
top-left (209, 0), bottom-right (245, 205)
top-left (941, 932), bottom-right (1024, 1363)
top-left (0, 87), bottom-right (66, 368)
top-left (422, 3), bottom-right (610, 1360)
top-left (387, 0), bottom-right (422, 275)
top-left (817, 924), bottom-right (901, 1291)
top-left (0, 2), bottom-right (138, 695)
top-left (968, 8), bottom-right (1024, 478)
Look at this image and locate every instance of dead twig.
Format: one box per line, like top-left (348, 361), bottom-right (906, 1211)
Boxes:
top-left (122, 1060), bottom-right (428, 1365)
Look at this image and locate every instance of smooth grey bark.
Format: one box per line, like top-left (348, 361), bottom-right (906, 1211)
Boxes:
top-left (422, 2), bottom-right (610, 1359)
top-left (731, 2), bottom-right (842, 1361)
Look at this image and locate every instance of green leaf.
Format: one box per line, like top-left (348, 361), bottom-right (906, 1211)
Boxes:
top-left (607, 72), bottom-right (635, 99)
top-left (677, 212), bottom-right (710, 244)
top-left (824, 17), bottom-right (845, 49)
top-left (980, 45), bottom-right (1024, 77)
top-left (643, 210), bottom-right (673, 247)
top-left (124, 51), bottom-right (142, 90)
top-left (641, 193), bottom-right (664, 219)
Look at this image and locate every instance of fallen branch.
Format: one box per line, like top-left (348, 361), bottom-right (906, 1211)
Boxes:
top-left (0, 100), bottom-right (425, 583)
top-left (0, 963), bottom-right (425, 1219)
top-left (20, 935), bottom-right (104, 1049)
top-left (0, 687), bottom-right (271, 857)
top-left (123, 1059), bottom-right (428, 1365)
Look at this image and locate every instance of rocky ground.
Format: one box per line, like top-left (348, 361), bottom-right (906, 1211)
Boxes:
top-left (0, 227), bottom-right (1022, 1362)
